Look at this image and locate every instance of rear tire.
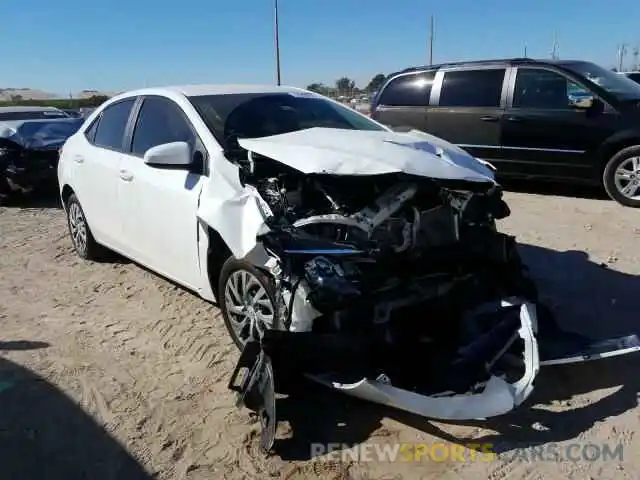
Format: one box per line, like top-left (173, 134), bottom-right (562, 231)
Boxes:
top-left (603, 145), bottom-right (640, 207)
top-left (65, 193), bottom-right (107, 260)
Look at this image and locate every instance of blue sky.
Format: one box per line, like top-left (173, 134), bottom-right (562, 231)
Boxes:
top-left (3, 0), bottom-right (640, 94)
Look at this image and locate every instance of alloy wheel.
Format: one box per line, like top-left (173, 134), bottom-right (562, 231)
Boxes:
top-left (614, 156), bottom-right (640, 200)
top-left (68, 202), bottom-right (88, 255)
top-left (224, 270), bottom-right (275, 345)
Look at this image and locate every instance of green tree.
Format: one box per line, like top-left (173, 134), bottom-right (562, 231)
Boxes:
top-left (365, 73), bottom-right (386, 93)
top-left (335, 77), bottom-right (356, 96)
top-left (306, 82), bottom-right (328, 95)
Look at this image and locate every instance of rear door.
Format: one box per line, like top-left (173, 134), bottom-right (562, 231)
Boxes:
top-left (501, 67), bottom-right (621, 181)
top-left (427, 66), bottom-right (508, 162)
top-left (71, 98), bottom-right (136, 250)
top-left (371, 71), bottom-right (435, 130)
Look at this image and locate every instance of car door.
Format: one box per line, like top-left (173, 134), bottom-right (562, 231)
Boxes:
top-left (118, 95), bottom-right (207, 289)
top-left (501, 66), bottom-right (621, 181)
top-left (371, 71), bottom-right (435, 130)
top-left (426, 67), bottom-right (508, 162)
top-left (71, 98), bottom-right (136, 250)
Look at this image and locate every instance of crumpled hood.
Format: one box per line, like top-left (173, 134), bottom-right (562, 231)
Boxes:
top-left (0, 118), bottom-right (83, 150)
top-left (237, 127), bottom-right (495, 183)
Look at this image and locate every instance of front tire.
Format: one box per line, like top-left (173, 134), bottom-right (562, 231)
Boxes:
top-left (65, 193), bottom-right (106, 260)
top-left (218, 257), bottom-right (278, 350)
top-left (603, 145), bottom-right (640, 207)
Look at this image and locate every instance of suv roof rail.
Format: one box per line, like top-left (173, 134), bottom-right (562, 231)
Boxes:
top-left (396, 57), bottom-right (548, 75)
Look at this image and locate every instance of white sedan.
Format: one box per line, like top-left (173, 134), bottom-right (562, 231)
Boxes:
top-left (57, 84), bottom-right (639, 453)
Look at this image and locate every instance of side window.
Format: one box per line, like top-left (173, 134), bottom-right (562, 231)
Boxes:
top-left (377, 72), bottom-right (435, 107)
top-left (84, 116), bottom-right (100, 143)
top-left (130, 97), bottom-right (195, 156)
top-left (92, 99), bottom-right (135, 150)
top-left (513, 68), bottom-right (583, 109)
top-left (439, 69), bottom-right (506, 107)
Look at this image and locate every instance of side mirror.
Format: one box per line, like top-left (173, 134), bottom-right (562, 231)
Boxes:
top-left (143, 141), bottom-right (192, 167)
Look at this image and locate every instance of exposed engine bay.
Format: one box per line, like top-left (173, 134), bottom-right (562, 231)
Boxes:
top-left (216, 127), bottom-right (640, 454)
top-left (227, 148), bottom-right (540, 432)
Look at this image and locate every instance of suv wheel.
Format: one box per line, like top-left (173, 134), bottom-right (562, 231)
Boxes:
top-left (66, 194), bottom-right (107, 260)
top-left (603, 145), bottom-right (640, 207)
top-left (218, 257), bottom-right (279, 350)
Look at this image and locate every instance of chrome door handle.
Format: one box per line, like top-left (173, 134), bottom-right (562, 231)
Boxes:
top-left (73, 155), bottom-right (85, 164)
top-left (119, 170), bottom-right (133, 181)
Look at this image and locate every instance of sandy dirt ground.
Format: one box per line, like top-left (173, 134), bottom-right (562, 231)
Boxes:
top-left (1, 185), bottom-right (639, 479)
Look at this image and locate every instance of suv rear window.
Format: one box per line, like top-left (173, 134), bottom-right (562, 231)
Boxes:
top-left (377, 71), bottom-right (435, 107)
top-left (626, 72), bottom-right (640, 84)
top-left (439, 69), bottom-right (506, 107)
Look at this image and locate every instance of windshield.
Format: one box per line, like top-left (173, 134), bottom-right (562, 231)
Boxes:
top-left (563, 61), bottom-right (640, 99)
top-left (0, 110), bottom-right (70, 121)
top-left (189, 92), bottom-right (386, 149)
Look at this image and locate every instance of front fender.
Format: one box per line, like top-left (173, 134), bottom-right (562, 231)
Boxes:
top-left (197, 157), bottom-right (272, 260)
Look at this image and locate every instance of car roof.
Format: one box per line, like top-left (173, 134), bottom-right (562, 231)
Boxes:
top-left (110, 84), bottom-right (309, 101)
top-left (0, 106), bottom-right (64, 113)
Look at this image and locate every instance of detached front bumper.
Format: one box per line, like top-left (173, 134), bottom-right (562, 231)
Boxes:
top-left (229, 297), bottom-right (541, 453)
top-left (309, 298), bottom-right (539, 421)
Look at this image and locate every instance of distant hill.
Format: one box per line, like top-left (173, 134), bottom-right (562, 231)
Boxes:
top-left (0, 88), bottom-right (113, 102)
top-left (0, 88), bottom-right (60, 101)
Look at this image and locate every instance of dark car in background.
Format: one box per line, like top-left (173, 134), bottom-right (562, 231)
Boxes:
top-left (371, 58), bottom-right (640, 207)
top-left (0, 106), bottom-right (71, 121)
top-left (1, 115), bottom-right (84, 202)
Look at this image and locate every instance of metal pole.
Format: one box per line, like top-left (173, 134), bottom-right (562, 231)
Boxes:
top-left (274, 0), bottom-right (282, 85)
top-left (551, 33), bottom-right (559, 60)
top-left (428, 15), bottom-right (434, 65)
top-left (618, 44), bottom-right (627, 72)
top-left (523, 43), bottom-right (528, 57)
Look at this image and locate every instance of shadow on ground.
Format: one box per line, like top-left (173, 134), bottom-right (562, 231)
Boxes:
top-left (0, 340), bottom-right (50, 351)
top-left (269, 242), bottom-right (640, 460)
top-left (0, 189), bottom-right (62, 209)
top-left (500, 178), bottom-right (608, 201)
top-left (0, 350), bottom-right (152, 479)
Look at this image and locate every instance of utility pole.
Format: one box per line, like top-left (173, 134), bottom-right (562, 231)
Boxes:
top-left (523, 43), bottom-right (528, 57)
top-left (428, 15), bottom-right (434, 65)
top-left (551, 33), bottom-right (559, 60)
top-left (274, 0), bottom-right (282, 86)
top-left (618, 43), bottom-right (628, 72)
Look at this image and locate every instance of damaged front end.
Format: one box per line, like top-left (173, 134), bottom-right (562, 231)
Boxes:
top-left (0, 119), bottom-right (82, 202)
top-left (218, 128), bottom-right (638, 453)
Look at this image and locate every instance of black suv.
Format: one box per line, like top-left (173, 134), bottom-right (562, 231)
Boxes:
top-left (371, 58), bottom-right (640, 207)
